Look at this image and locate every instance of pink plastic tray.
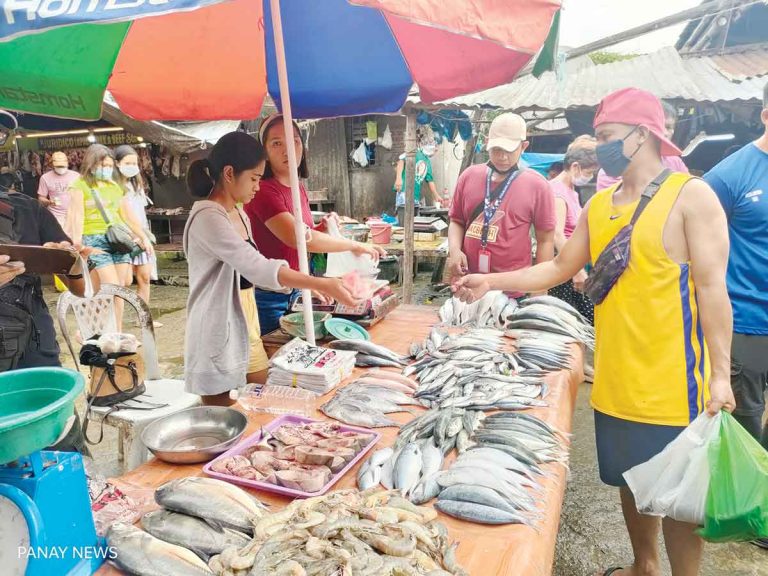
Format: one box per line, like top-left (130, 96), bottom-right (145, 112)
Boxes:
top-left (203, 414), bottom-right (380, 498)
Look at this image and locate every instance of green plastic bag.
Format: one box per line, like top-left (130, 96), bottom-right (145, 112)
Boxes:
top-left (698, 412), bottom-right (768, 542)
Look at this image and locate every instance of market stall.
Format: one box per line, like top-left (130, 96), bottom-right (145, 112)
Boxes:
top-left (97, 305), bottom-right (583, 576)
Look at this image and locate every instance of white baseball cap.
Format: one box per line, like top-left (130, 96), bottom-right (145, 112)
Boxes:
top-left (486, 113), bottom-right (527, 153)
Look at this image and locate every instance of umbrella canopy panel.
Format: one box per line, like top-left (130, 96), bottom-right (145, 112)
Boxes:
top-left (0, 0), bottom-right (560, 122)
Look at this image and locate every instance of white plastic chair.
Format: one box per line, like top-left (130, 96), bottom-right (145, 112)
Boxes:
top-left (57, 283), bottom-right (160, 378)
top-left (56, 284), bottom-right (200, 472)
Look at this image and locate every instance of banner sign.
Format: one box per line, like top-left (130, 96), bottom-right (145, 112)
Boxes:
top-left (36, 132), bottom-right (141, 150)
top-left (0, 0), bottom-right (228, 42)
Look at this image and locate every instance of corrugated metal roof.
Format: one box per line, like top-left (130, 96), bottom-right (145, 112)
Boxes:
top-left (442, 46), bottom-right (768, 111)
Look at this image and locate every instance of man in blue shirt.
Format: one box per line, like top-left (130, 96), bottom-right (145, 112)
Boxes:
top-left (704, 82), bottom-right (768, 455)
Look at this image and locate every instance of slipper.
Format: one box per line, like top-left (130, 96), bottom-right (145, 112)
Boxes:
top-left (751, 538), bottom-right (768, 550)
top-left (603, 568), bottom-right (625, 576)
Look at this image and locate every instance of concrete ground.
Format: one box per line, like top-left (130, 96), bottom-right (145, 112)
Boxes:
top-left (44, 258), bottom-right (767, 576)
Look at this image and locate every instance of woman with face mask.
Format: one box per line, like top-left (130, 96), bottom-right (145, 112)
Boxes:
top-left (244, 114), bottom-right (385, 335)
top-left (547, 136), bottom-right (598, 324)
top-left (114, 145), bottom-right (157, 322)
top-left (66, 144), bottom-right (153, 330)
top-left (185, 132), bottom-right (360, 404)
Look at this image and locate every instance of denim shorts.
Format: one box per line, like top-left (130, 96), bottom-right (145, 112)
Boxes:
top-left (254, 288), bottom-right (298, 336)
top-left (83, 234), bottom-right (132, 269)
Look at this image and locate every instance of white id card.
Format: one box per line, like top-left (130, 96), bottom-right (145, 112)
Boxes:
top-left (478, 250), bottom-right (491, 274)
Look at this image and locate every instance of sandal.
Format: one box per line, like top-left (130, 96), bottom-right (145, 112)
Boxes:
top-left (602, 568), bottom-right (625, 576)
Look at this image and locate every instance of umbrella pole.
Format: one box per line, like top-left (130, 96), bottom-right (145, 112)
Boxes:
top-left (402, 112), bottom-right (417, 304)
top-left (270, 0), bottom-right (316, 345)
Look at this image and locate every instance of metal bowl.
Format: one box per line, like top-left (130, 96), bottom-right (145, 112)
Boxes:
top-left (141, 406), bottom-right (247, 464)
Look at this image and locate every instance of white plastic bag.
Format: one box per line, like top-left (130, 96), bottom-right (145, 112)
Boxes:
top-left (324, 220), bottom-right (377, 278)
top-left (624, 412), bottom-right (721, 525)
top-left (378, 124), bottom-right (393, 150)
top-left (350, 142), bottom-right (368, 167)
top-left (97, 332), bottom-right (139, 354)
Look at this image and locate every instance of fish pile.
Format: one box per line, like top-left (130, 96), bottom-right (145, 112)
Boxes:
top-left (358, 408), bottom-right (483, 505)
top-left (407, 328), bottom-right (549, 410)
top-left (210, 421), bottom-right (375, 493)
top-left (107, 477), bottom-right (269, 575)
top-left (438, 290), bottom-right (517, 328)
top-left (208, 488), bottom-right (469, 576)
top-left (319, 369), bottom-right (419, 428)
top-left (507, 296), bottom-right (595, 350)
top-left (434, 412), bottom-right (569, 525)
top-left (327, 339), bottom-right (408, 368)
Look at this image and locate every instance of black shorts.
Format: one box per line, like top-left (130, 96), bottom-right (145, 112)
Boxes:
top-left (594, 411), bottom-right (686, 487)
top-left (730, 333), bottom-right (768, 445)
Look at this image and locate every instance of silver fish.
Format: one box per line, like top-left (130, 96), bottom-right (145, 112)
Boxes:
top-left (438, 484), bottom-right (520, 515)
top-left (369, 446), bottom-right (394, 467)
top-left (420, 440), bottom-right (443, 478)
top-left (141, 510), bottom-right (250, 560)
top-left (435, 499), bottom-right (529, 525)
top-left (394, 442), bottom-right (422, 497)
top-left (320, 397), bottom-right (398, 428)
top-left (327, 340), bottom-right (406, 364)
top-left (107, 523), bottom-right (213, 575)
top-left (154, 477), bottom-right (266, 533)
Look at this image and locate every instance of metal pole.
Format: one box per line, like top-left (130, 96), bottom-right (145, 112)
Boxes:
top-left (402, 112), bottom-right (417, 304)
top-left (269, 0), bottom-right (316, 345)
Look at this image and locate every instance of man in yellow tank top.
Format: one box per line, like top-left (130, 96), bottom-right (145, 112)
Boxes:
top-left (454, 88), bottom-right (735, 576)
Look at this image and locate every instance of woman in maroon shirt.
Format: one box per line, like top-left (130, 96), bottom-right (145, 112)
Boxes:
top-left (245, 114), bottom-right (384, 334)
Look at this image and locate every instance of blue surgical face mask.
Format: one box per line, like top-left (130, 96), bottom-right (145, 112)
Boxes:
top-left (94, 167), bottom-right (113, 181)
top-left (596, 126), bottom-right (641, 178)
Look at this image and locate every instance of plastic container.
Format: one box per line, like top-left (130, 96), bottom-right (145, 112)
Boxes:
top-left (231, 384), bottom-right (316, 416)
top-left (203, 414), bottom-right (381, 498)
top-left (280, 311), bottom-right (331, 339)
top-left (369, 222), bottom-right (392, 245)
top-left (0, 367), bottom-right (84, 464)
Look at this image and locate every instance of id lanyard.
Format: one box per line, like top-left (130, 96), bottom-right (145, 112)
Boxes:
top-left (480, 168), bottom-right (520, 250)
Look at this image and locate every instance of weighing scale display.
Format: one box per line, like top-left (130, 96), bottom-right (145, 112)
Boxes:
top-left (0, 494), bottom-right (30, 575)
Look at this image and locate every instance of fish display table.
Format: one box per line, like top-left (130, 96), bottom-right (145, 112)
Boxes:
top-left (97, 306), bottom-right (583, 576)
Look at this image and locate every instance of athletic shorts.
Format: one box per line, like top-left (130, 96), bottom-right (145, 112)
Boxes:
top-left (239, 288), bottom-right (269, 374)
top-left (594, 410), bottom-right (686, 487)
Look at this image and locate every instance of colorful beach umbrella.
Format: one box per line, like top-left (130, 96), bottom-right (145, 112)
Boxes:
top-left (0, 0), bottom-right (560, 343)
top-left (0, 0), bottom-right (560, 121)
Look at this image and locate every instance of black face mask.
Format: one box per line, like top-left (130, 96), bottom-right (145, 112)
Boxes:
top-left (487, 160), bottom-right (518, 175)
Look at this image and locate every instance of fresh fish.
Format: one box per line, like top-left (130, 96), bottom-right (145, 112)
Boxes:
top-left (357, 461), bottom-right (379, 491)
top-left (369, 446), bottom-right (394, 467)
top-left (107, 523), bottom-right (213, 575)
top-left (154, 477), bottom-right (266, 533)
top-left (394, 442), bottom-right (422, 496)
top-left (353, 377), bottom-right (414, 394)
top-left (363, 369), bottom-right (418, 390)
top-left (354, 354), bottom-right (404, 368)
top-left (320, 397), bottom-right (398, 428)
top-left (438, 484), bottom-right (520, 515)
top-left (327, 340), bottom-right (406, 365)
top-left (410, 472), bottom-right (441, 505)
top-left (141, 510), bottom-right (250, 560)
top-left (435, 500), bottom-right (529, 525)
top-left (380, 448), bottom-right (398, 489)
top-left (420, 440), bottom-right (443, 478)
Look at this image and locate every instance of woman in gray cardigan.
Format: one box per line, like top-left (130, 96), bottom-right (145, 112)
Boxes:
top-left (183, 132), bottom-right (358, 406)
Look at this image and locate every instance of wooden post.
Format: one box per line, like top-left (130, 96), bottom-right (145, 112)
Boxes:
top-left (402, 112), bottom-right (417, 304)
top-left (459, 109), bottom-right (484, 174)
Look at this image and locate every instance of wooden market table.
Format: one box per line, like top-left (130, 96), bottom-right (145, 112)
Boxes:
top-left (98, 306), bottom-right (582, 576)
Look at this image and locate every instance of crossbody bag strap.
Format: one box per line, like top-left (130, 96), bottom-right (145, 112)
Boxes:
top-left (629, 168), bottom-right (672, 227)
top-left (89, 187), bottom-right (113, 226)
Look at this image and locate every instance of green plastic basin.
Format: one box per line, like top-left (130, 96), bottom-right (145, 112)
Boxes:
top-left (0, 367), bottom-right (84, 464)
